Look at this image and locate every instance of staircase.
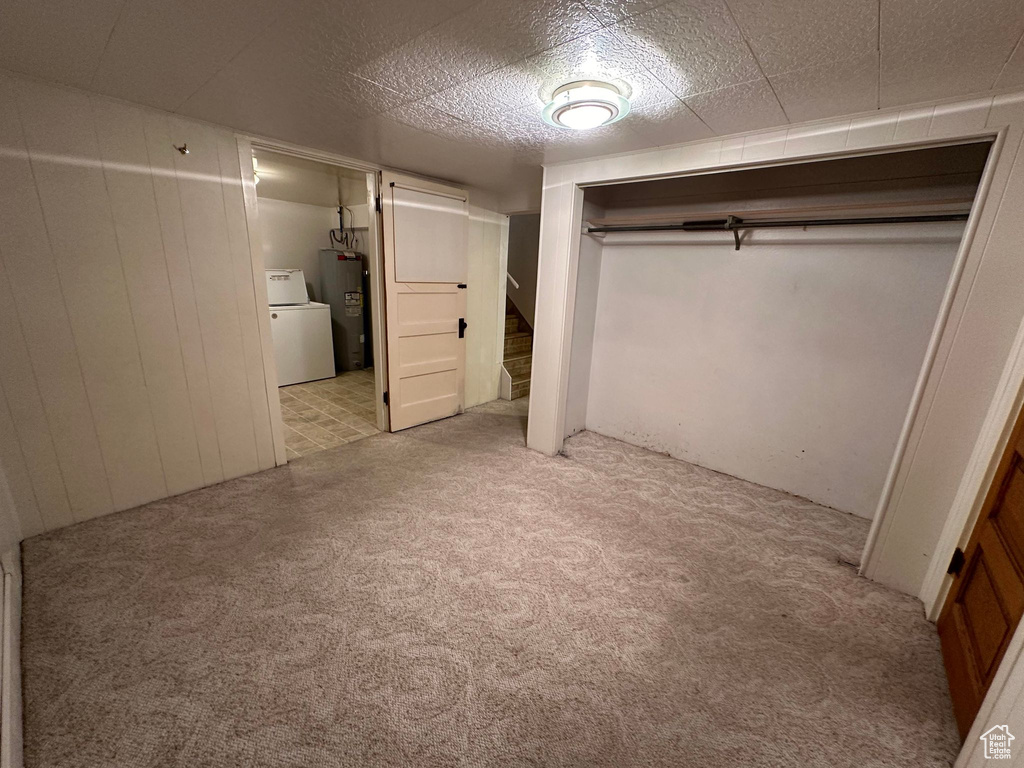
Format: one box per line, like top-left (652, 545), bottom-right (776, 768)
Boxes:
top-left (503, 300), bottom-right (532, 400)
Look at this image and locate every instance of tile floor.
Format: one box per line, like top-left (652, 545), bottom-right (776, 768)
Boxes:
top-left (278, 369), bottom-right (380, 458)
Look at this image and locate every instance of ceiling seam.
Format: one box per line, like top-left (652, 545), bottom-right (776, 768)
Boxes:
top-left (172, 4), bottom-right (309, 112)
top-left (599, 24), bottom-right (715, 134)
top-left (88, 0), bottom-right (130, 89)
top-left (719, 0), bottom-right (790, 122)
top-left (990, 30), bottom-right (1024, 90)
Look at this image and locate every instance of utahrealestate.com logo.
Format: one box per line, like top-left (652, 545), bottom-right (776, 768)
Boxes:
top-left (980, 725), bottom-right (1015, 760)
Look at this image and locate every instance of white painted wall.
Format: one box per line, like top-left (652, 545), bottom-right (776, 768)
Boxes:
top-left (0, 72), bottom-right (281, 539)
top-left (528, 94), bottom-right (1024, 605)
top-left (465, 206), bottom-right (510, 409)
top-left (564, 200), bottom-right (604, 439)
top-left (581, 224), bottom-right (961, 518)
top-left (256, 198), bottom-right (336, 301)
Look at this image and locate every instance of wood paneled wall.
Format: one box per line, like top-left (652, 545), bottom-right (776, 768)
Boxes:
top-left (0, 74), bottom-right (283, 538)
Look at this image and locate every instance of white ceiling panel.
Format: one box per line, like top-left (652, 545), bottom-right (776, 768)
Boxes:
top-left (354, 38), bottom-right (462, 104)
top-left (90, 0), bottom-right (294, 111)
top-left (409, 0), bottom-right (604, 87)
top-left (628, 99), bottom-right (715, 147)
top-left (579, 0), bottom-right (671, 26)
top-left (880, 0), bottom-right (1024, 108)
top-left (529, 27), bottom-right (646, 89)
top-left (684, 78), bottom-right (787, 134)
top-left (616, 0), bottom-right (765, 99)
top-left (770, 52), bottom-right (879, 123)
top-left (444, 63), bottom-right (552, 114)
top-left (725, 0), bottom-right (878, 76)
top-left (385, 98), bottom-right (493, 146)
top-left (0, 0), bottom-right (1020, 208)
top-left (615, 67), bottom-right (690, 112)
top-left (541, 124), bottom-right (651, 163)
top-left (0, 0), bottom-right (125, 88)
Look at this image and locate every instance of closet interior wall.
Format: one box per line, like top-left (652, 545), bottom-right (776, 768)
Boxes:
top-left (566, 144), bottom-right (989, 520)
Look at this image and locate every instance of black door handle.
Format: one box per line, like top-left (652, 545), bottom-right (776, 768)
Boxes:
top-left (458, 318), bottom-right (467, 338)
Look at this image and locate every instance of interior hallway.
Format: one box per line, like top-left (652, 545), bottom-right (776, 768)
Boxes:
top-left (20, 400), bottom-right (959, 767)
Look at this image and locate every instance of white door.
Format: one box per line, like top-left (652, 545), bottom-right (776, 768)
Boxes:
top-left (381, 171), bottom-right (468, 431)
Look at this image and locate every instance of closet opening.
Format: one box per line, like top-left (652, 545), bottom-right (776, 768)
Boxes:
top-left (252, 148), bottom-right (387, 459)
top-left (566, 140), bottom-right (992, 534)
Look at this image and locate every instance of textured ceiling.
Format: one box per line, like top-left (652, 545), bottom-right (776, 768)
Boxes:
top-left (1, 0), bottom-right (1022, 210)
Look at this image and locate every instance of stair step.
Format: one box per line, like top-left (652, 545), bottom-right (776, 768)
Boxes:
top-left (504, 335), bottom-right (532, 356)
top-left (510, 379), bottom-right (531, 400)
top-left (505, 316), bottom-right (519, 334)
top-left (504, 353), bottom-right (532, 378)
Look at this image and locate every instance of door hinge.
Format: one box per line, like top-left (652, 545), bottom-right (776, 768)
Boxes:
top-left (375, 194), bottom-right (381, 213)
top-left (382, 390), bottom-right (389, 405)
top-left (947, 547), bottom-right (966, 576)
top-left (458, 318), bottom-right (467, 338)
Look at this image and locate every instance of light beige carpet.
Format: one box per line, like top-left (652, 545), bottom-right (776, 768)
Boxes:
top-left (21, 399), bottom-right (960, 767)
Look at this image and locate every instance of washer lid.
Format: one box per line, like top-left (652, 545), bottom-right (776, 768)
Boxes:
top-left (272, 302), bottom-right (329, 311)
top-left (266, 269), bottom-right (309, 305)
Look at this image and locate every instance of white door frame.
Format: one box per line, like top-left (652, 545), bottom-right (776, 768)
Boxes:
top-left (236, 136), bottom-right (391, 456)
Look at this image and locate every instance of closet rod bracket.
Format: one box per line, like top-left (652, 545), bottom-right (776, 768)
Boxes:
top-left (726, 215), bottom-right (742, 250)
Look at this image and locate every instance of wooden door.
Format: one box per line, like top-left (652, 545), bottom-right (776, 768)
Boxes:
top-left (380, 172), bottom-right (468, 431)
top-left (938, 405), bottom-right (1024, 737)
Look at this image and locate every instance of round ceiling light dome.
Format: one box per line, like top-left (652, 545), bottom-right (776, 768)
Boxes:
top-left (542, 80), bottom-right (631, 131)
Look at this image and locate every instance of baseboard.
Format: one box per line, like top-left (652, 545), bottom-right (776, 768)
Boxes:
top-left (0, 548), bottom-right (23, 768)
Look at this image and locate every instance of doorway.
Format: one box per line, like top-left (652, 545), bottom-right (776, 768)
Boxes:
top-left (252, 148), bottom-right (386, 458)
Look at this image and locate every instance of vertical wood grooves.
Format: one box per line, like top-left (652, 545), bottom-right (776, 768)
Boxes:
top-left (0, 74), bottom-right (277, 536)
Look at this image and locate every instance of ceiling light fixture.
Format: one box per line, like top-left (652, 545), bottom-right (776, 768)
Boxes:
top-left (542, 80), bottom-right (631, 131)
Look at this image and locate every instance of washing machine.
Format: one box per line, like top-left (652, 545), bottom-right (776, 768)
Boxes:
top-left (266, 269), bottom-right (335, 386)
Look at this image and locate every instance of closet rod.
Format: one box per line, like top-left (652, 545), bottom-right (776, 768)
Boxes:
top-left (586, 212), bottom-right (970, 250)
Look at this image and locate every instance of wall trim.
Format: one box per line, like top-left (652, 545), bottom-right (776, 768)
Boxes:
top-left (860, 126), bottom-right (1008, 582)
top-left (0, 548), bottom-right (23, 768)
top-left (236, 137), bottom-right (288, 467)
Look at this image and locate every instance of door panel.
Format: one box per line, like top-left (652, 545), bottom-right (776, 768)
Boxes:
top-left (381, 172), bottom-right (468, 432)
top-left (938, 410), bottom-right (1024, 737)
top-left (391, 185), bottom-right (467, 283)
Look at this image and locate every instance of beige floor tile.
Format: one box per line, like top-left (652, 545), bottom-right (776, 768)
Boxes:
top-left (278, 369), bottom-right (380, 459)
